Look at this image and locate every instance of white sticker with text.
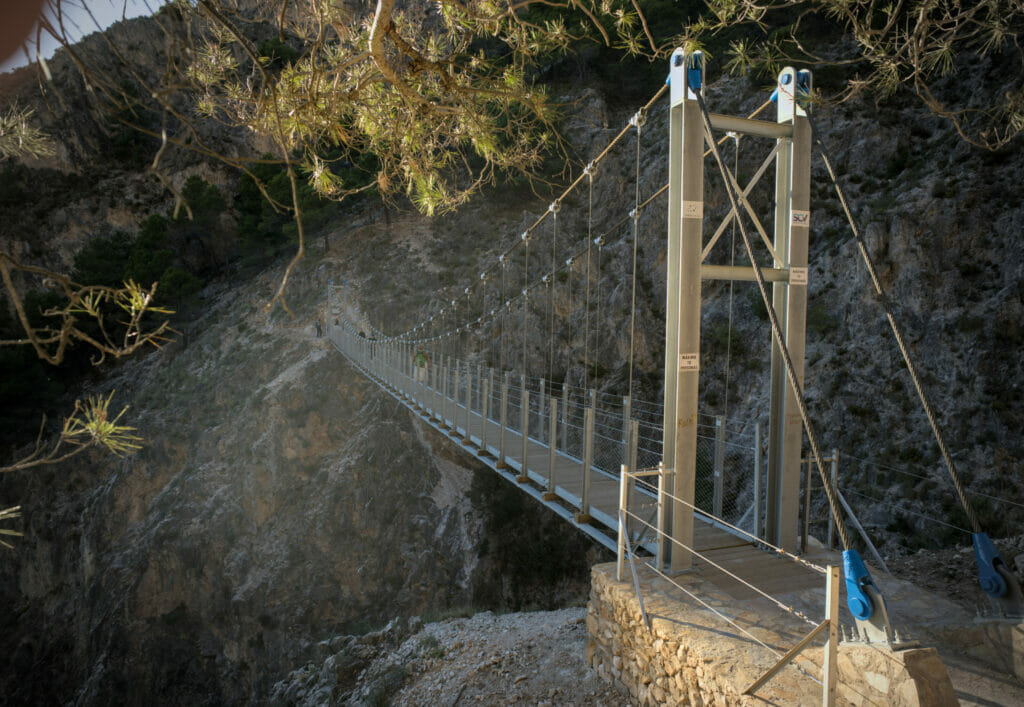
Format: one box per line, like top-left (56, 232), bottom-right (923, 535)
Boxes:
top-left (683, 201), bottom-right (703, 219)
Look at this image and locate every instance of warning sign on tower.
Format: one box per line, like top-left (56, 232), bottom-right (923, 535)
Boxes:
top-left (678, 353), bottom-right (699, 371)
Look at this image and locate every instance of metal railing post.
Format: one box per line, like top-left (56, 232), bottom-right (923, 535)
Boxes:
top-left (754, 422), bottom-right (762, 540)
top-left (479, 377), bottom-right (490, 455)
top-left (656, 461), bottom-right (666, 570)
top-left (436, 355), bottom-right (445, 427)
top-left (544, 397), bottom-right (558, 501)
top-left (430, 356), bottom-right (439, 421)
top-left (453, 362), bottom-right (462, 434)
top-left (477, 363), bottom-right (483, 408)
top-left (628, 420), bottom-right (639, 481)
top-left (400, 342), bottom-right (407, 397)
top-left (518, 376), bottom-right (530, 482)
top-left (714, 415), bottom-right (725, 518)
top-left (538, 379), bottom-right (546, 443)
top-left (577, 395), bottom-right (595, 523)
top-left (617, 464), bottom-right (630, 582)
top-left (405, 342), bottom-right (410, 397)
top-left (496, 372), bottom-right (509, 469)
top-left (622, 396), bottom-right (632, 467)
top-left (519, 373), bottom-right (527, 437)
top-left (823, 565), bottom-right (839, 706)
top-left (488, 367), bottom-right (496, 422)
top-left (463, 361), bottom-right (473, 444)
top-left (422, 351), bottom-right (429, 411)
top-left (396, 341), bottom-right (403, 395)
top-left (560, 384), bottom-right (569, 450)
top-left (416, 350), bottom-right (425, 412)
top-left (406, 342), bottom-right (412, 398)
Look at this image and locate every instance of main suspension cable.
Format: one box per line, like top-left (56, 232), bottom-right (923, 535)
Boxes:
top-left (627, 109), bottom-right (644, 408)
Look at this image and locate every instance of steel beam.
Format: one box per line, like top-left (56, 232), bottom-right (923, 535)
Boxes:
top-left (709, 112), bottom-right (793, 140)
top-left (700, 265), bottom-right (790, 282)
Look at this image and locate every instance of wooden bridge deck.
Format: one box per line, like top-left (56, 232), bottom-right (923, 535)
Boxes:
top-left (341, 350), bottom-right (823, 599)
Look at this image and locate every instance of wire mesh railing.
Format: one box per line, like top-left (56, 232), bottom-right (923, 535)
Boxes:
top-left (330, 325), bottom-right (768, 545)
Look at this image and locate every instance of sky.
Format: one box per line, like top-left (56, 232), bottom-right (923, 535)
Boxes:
top-left (0, 0), bottom-right (161, 74)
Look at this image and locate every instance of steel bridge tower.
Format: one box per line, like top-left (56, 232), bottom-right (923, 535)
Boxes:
top-left (662, 49), bottom-right (812, 569)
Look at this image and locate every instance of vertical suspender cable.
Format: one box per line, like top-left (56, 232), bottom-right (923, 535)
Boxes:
top-left (566, 255), bottom-right (573, 364)
top-left (627, 110), bottom-right (644, 407)
top-left (549, 202), bottom-right (559, 387)
top-left (722, 133), bottom-right (739, 425)
top-left (567, 256), bottom-right (573, 320)
top-left (522, 234), bottom-right (530, 375)
top-left (594, 238), bottom-right (604, 384)
top-left (499, 257), bottom-right (506, 374)
top-left (489, 275), bottom-right (496, 370)
top-left (583, 168), bottom-right (594, 391)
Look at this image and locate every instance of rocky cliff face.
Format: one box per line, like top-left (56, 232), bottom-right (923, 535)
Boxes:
top-left (0, 253), bottom-right (605, 704)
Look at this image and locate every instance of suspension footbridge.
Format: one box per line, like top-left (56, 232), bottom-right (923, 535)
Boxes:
top-left (324, 49), bottom-right (1024, 702)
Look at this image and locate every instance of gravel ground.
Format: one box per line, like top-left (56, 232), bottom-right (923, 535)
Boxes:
top-left (358, 609), bottom-right (627, 706)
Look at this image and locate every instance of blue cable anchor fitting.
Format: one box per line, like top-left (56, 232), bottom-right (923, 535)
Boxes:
top-left (796, 69), bottom-right (812, 106)
top-left (665, 49), bottom-right (703, 98)
top-left (843, 548), bottom-right (878, 620)
top-left (973, 532), bottom-right (1009, 598)
top-left (769, 69), bottom-right (811, 105)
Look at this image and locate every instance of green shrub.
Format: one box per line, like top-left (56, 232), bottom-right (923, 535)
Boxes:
top-left (128, 215), bottom-right (174, 285)
top-left (73, 231), bottom-right (133, 286)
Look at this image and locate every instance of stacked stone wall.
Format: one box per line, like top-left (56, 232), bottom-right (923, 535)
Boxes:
top-left (586, 562), bottom-right (959, 706)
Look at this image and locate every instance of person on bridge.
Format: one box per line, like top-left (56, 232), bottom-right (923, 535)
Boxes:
top-left (413, 349), bottom-right (430, 383)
